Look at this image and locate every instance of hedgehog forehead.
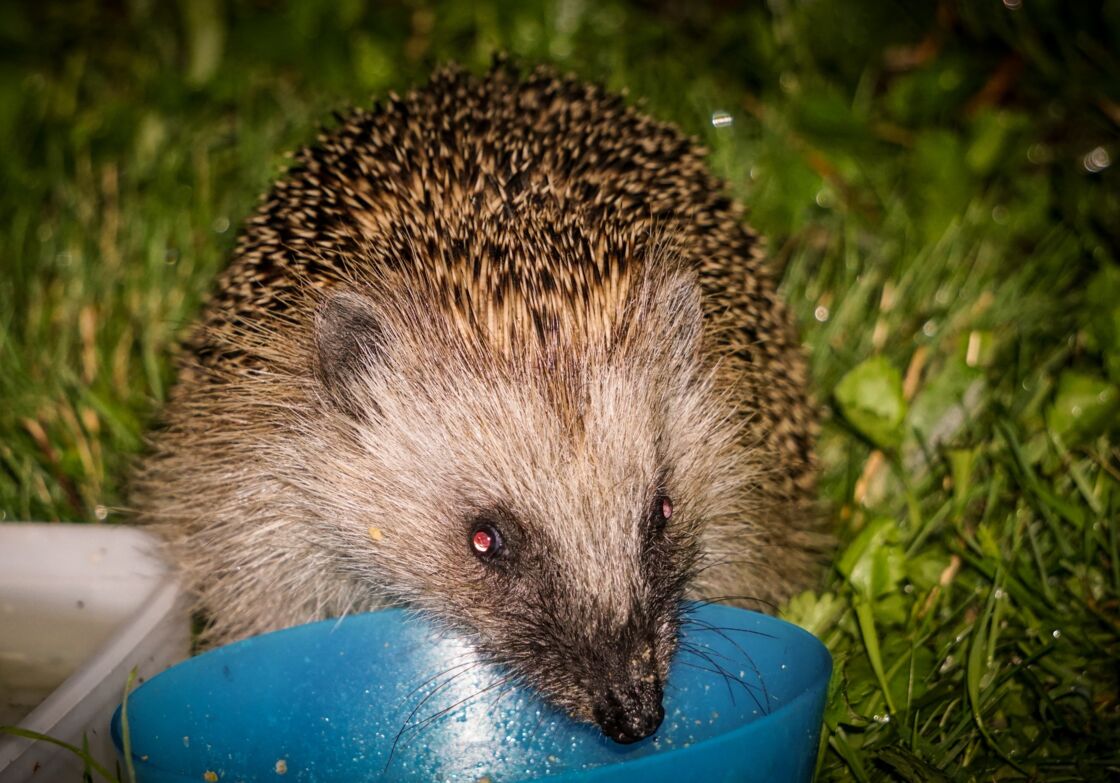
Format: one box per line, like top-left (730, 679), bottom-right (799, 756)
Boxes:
top-left (355, 342), bottom-right (664, 510)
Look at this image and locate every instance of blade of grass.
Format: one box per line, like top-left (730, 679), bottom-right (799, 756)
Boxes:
top-left (0, 726), bottom-right (120, 783)
top-left (855, 598), bottom-right (897, 715)
top-left (120, 667), bottom-right (137, 783)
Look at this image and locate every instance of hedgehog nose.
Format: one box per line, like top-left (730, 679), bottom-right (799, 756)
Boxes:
top-left (594, 680), bottom-right (665, 744)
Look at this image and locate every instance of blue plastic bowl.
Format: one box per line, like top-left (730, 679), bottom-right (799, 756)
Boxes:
top-left (112, 606), bottom-right (830, 782)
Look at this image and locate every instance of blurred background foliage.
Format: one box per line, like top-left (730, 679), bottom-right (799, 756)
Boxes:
top-left (1, 0), bottom-right (1118, 779)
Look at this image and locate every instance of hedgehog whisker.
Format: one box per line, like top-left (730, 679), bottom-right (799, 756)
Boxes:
top-left (394, 672), bottom-right (517, 756)
top-left (678, 613), bottom-right (773, 712)
top-left (677, 643), bottom-right (768, 715)
top-left (387, 659), bottom-right (489, 768)
top-left (677, 644), bottom-right (740, 704)
top-left (681, 594), bottom-right (779, 613)
top-left (402, 655), bottom-right (483, 701)
top-left (680, 616), bottom-right (777, 642)
top-left (684, 623), bottom-right (772, 711)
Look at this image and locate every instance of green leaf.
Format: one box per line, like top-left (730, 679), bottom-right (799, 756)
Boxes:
top-left (837, 517), bottom-right (905, 598)
top-left (835, 357), bottom-right (908, 450)
top-left (1045, 370), bottom-right (1120, 445)
top-left (966, 110), bottom-right (1026, 177)
top-left (1086, 265), bottom-right (1120, 382)
top-left (905, 549), bottom-right (949, 592)
top-left (781, 590), bottom-right (845, 637)
top-left (907, 353), bottom-right (985, 454)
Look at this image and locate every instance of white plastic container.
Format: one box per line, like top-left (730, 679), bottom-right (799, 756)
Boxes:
top-left (0, 523), bottom-right (190, 782)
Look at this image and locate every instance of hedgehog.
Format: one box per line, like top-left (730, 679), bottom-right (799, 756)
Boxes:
top-left (132, 61), bottom-right (823, 744)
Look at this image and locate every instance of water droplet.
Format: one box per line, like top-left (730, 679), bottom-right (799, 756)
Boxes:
top-left (1027, 144), bottom-right (1050, 164)
top-left (1052, 629), bottom-right (1062, 639)
top-left (1083, 146), bottom-right (1112, 173)
top-left (212, 216), bottom-right (231, 233)
top-left (922, 319), bottom-right (937, 337)
top-left (94, 505), bottom-right (108, 520)
top-left (814, 305), bottom-right (830, 322)
top-left (711, 111), bottom-right (733, 128)
top-left (991, 205), bottom-right (1009, 224)
top-left (1002, 0), bottom-right (1022, 9)
top-left (994, 588), bottom-right (1006, 599)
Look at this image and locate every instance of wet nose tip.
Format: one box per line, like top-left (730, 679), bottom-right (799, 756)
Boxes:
top-left (597, 691), bottom-right (665, 744)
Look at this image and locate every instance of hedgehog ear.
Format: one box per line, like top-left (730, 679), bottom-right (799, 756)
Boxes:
top-left (314, 291), bottom-right (386, 419)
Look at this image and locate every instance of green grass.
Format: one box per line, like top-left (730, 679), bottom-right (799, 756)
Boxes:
top-left (2, 1), bottom-right (1118, 779)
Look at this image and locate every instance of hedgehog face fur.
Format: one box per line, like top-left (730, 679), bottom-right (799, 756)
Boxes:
top-left (290, 261), bottom-right (736, 741)
top-left (134, 62), bottom-right (823, 745)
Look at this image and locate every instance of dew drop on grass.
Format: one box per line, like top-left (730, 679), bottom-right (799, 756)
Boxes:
top-left (1083, 146), bottom-right (1111, 173)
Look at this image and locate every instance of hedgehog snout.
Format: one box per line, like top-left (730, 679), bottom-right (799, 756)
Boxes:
top-left (591, 670), bottom-right (665, 744)
top-left (583, 639), bottom-right (667, 744)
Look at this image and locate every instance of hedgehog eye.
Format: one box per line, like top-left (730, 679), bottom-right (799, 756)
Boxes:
top-left (651, 494), bottom-right (673, 532)
top-left (469, 521), bottom-right (504, 561)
